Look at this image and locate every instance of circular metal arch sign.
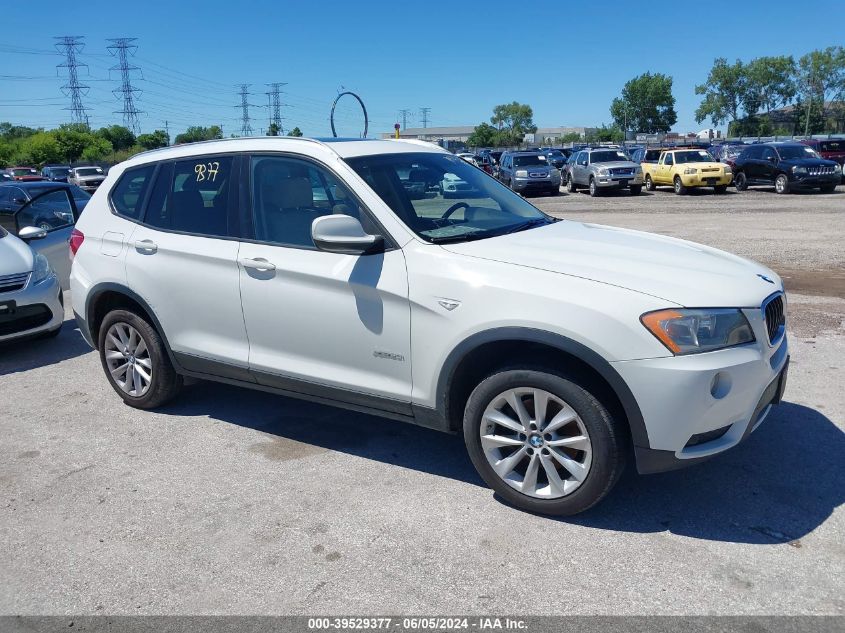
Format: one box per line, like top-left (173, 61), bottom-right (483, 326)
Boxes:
top-left (330, 91), bottom-right (369, 138)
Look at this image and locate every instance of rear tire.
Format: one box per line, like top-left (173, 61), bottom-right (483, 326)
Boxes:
top-left (673, 176), bottom-right (687, 195)
top-left (714, 184), bottom-right (728, 194)
top-left (629, 185), bottom-right (642, 195)
top-left (566, 175), bottom-right (578, 193)
top-left (98, 309), bottom-right (183, 409)
top-left (734, 172), bottom-right (748, 191)
top-left (775, 173), bottom-right (790, 194)
top-left (463, 368), bottom-right (626, 516)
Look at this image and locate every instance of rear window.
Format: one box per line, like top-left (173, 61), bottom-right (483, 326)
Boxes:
top-left (590, 150), bottom-right (627, 163)
top-left (819, 141), bottom-right (844, 152)
top-left (110, 164), bottom-right (155, 219)
top-left (512, 154), bottom-right (547, 167)
top-left (644, 150), bottom-right (662, 162)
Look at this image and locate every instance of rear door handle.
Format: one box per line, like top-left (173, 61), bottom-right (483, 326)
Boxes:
top-left (239, 257), bottom-right (276, 272)
top-left (134, 239), bottom-right (158, 254)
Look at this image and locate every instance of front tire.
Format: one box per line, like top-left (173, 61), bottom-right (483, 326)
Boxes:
top-left (673, 176), bottom-right (687, 195)
top-left (589, 177), bottom-right (600, 197)
top-left (820, 184), bottom-right (837, 193)
top-left (463, 369), bottom-right (626, 516)
top-left (566, 175), bottom-right (578, 193)
top-left (98, 309), bottom-right (183, 409)
top-left (645, 175), bottom-right (655, 191)
top-left (775, 173), bottom-right (790, 194)
top-left (629, 185), bottom-right (642, 195)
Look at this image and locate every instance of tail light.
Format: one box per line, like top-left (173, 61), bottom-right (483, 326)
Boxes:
top-left (69, 228), bottom-right (84, 261)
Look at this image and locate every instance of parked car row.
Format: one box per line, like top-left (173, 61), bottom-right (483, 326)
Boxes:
top-left (3, 165), bottom-right (108, 192)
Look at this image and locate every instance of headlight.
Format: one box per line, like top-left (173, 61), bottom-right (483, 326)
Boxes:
top-left (834, 163), bottom-right (842, 174)
top-left (640, 308), bottom-right (755, 355)
top-left (792, 165), bottom-right (808, 175)
top-left (683, 167), bottom-right (698, 175)
top-left (31, 253), bottom-right (52, 284)
top-left (723, 165), bottom-right (732, 174)
top-left (597, 167), bottom-right (609, 176)
top-left (515, 169), bottom-right (528, 178)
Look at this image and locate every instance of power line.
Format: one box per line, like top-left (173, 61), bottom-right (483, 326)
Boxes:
top-left (107, 38), bottom-right (143, 134)
top-left (420, 107), bottom-right (431, 128)
top-left (236, 84), bottom-right (256, 136)
top-left (54, 36), bottom-right (90, 126)
top-left (265, 82), bottom-right (287, 134)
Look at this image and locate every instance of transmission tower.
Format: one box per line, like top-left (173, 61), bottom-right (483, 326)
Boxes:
top-left (399, 108), bottom-right (412, 130)
top-left (265, 82), bottom-right (287, 134)
top-left (236, 84), bottom-right (256, 136)
top-left (107, 38), bottom-right (143, 134)
top-left (420, 107), bottom-right (431, 128)
top-left (54, 36), bottom-right (90, 126)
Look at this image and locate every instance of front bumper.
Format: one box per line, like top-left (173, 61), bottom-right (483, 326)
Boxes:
top-left (0, 272), bottom-right (63, 343)
top-left (612, 303), bottom-right (789, 473)
top-left (790, 174), bottom-right (840, 189)
top-left (513, 176), bottom-right (560, 191)
top-left (680, 172), bottom-right (732, 187)
top-left (595, 173), bottom-right (643, 188)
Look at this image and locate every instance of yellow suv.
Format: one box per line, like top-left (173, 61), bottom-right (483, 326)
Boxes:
top-left (642, 148), bottom-right (731, 194)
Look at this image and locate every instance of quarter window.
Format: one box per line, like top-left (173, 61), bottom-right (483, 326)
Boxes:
top-left (111, 164), bottom-right (155, 220)
top-left (143, 156), bottom-right (234, 237)
top-left (250, 156), bottom-right (364, 248)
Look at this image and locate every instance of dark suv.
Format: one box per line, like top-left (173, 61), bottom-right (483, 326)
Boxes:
top-left (733, 142), bottom-right (841, 194)
top-left (497, 151), bottom-right (561, 195)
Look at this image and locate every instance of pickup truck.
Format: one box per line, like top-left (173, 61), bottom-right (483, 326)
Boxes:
top-left (642, 148), bottom-right (731, 194)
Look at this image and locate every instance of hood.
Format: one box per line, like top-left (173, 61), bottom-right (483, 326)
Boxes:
top-left (0, 232), bottom-right (36, 276)
top-left (594, 161), bottom-right (637, 169)
top-left (780, 157), bottom-right (838, 168)
top-left (516, 164), bottom-right (553, 172)
top-left (78, 174), bottom-right (105, 181)
top-left (441, 220), bottom-right (780, 308)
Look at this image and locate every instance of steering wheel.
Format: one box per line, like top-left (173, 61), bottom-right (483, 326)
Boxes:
top-left (441, 201), bottom-right (469, 220)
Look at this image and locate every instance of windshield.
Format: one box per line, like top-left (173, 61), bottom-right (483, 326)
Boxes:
top-left (777, 145), bottom-right (820, 160)
top-left (722, 146), bottom-right (745, 160)
top-left (47, 167), bottom-right (71, 176)
top-left (76, 167), bottom-right (103, 176)
top-left (512, 154), bottom-right (547, 167)
top-left (11, 168), bottom-right (36, 176)
top-left (547, 150), bottom-right (564, 158)
top-left (346, 152), bottom-right (553, 243)
top-left (590, 150), bottom-right (627, 163)
top-left (674, 150), bottom-right (715, 164)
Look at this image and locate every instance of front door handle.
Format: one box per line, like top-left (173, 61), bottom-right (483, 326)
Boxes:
top-left (239, 257), bottom-right (276, 272)
top-left (134, 239), bottom-right (157, 254)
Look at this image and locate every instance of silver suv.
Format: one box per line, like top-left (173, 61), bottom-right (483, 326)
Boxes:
top-left (565, 148), bottom-right (643, 196)
top-left (68, 166), bottom-right (106, 193)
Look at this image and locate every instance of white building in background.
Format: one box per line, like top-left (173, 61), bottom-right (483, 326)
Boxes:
top-left (382, 125), bottom-right (596, 144)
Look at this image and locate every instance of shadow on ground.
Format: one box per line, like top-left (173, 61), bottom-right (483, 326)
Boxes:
top-left (162, 381), bottom-right (843, 545)
top-left (0, 319), bottom-right (92, 375)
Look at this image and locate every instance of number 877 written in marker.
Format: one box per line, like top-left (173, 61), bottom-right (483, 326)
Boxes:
top-left (195, 161), bottom-right (220, 182)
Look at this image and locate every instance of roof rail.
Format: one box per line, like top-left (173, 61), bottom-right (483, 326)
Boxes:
top-left (129, 135), bottom-right (327, 160)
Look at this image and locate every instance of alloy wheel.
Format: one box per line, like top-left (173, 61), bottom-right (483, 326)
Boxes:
top-left (480, 387), bottom-right (592, 499)
top-left (104, 322), bottom-right (153, 397)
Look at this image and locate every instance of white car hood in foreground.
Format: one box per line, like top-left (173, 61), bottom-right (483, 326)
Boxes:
top-left (0, 233), bottom-right (35, 276)
top-left (441, 220), bottom-right (780, 307)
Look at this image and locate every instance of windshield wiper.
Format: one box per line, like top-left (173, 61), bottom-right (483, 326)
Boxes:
top-left (426, 230), bottom-right (490, 244)
top-left (496, 218), bottom-right (554, 236)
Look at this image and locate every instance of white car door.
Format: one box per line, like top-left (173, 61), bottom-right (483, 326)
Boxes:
top-left (122, 156), bottom-right (250, 374)
top-left (237, 154), bottom-right (412, 413)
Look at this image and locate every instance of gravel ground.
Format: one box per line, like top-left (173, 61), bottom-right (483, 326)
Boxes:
top-left (1, 186), bottom-right (843, 616)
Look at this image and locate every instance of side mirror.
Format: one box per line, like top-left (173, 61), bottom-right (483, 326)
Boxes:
top-left (18, 226), bottom-right (47, 241)
top-left (12, 197), bottom-right (27, 205)
top-left (768, 156), bottom-right (777, 163)
top-left (312, 215), bottom-right (384, 256)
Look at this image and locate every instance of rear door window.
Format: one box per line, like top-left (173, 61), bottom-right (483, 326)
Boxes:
top-left (143, 155), bottom-right (235, 238)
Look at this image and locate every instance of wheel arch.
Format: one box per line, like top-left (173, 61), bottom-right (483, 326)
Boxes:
top-left (85, 283), bottom-right (178, 368)
top-left (436, 327), bottom-right (649, 447)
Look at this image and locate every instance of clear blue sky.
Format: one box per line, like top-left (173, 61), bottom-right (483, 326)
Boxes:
top-left (1, 1), bottom-right (841, 138)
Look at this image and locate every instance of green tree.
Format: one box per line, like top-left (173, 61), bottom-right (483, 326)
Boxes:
top-left (797, 46), bottom-right (845, 135)
top-left (466, 122), bottom-right (499, 147)
top-left (97, 125), bottom-right (136, 151)
top-left (136, 130), bottom-right (169, 150)
top-left (174, 125), bottom-right (224, 144)
top-left (586, 125), bottom-right (624, 143)
top-left (267, 122), bottom-right (281, 136)
top-left (24, 132), bottom-right (63, 165)
top-left (288, 127), bottom-right (303, 137)
top-left (0, 122), bottom-right (39, 141)
top-left (695, 58), bottom-right (747, 133)
top-left (611, 72), bottom-right (677, 134)
top-left (54, 124), bottom-right (92, 163)
top-left (81, 137), bottom-right (113, 162)
top-left (490, 102), bottom-right (536, 144)
top-left (742, 56), bottom-right (797, 134)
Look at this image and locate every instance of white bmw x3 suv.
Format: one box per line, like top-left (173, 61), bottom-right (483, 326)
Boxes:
top-left (70, 137), bottom-right (788, 515)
